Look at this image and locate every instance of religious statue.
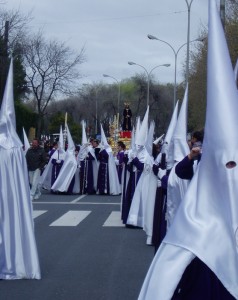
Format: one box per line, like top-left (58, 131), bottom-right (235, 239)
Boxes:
top-left (122, 102), bottom-right (132, 131)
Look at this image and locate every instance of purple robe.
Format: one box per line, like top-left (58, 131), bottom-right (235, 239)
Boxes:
top-left (49, 148), bottom-right (57, 158)
top-left (80, 152), bottom-right (96, 194)
top-left (121, 156), bottom-right (143, 224)
top-left (51, 158), bottom-right (64, 187)
top-left (97, 149), bottom-right (110, 195)
top-left (175, 156), bottom-right (194, 180)
top-left (151, 164), bottom-right (168, 253)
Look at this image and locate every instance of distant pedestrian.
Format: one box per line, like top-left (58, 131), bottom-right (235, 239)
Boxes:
top-left (26, 138), bottom-right (47, 200)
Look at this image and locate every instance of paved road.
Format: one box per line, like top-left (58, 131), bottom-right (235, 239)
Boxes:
top-left (0, 191), bottom-right (154, 300)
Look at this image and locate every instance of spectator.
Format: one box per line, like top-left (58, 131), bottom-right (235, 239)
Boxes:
top-left (26, 138), bottom-right (47, 200)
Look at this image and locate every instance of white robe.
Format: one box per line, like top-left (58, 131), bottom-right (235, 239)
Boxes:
top-left (127, 152), bottom-right (157, 243)
top-left (51, 149), bottom-right (77, 192)
top-left (108, 151), bottom-right (121, 195)
top-left (166, 162), bottom-right (189, 228)
top-left (39, 149), bottom-right (65, 190)
top-left (0, 148), bottom-right (41, 279)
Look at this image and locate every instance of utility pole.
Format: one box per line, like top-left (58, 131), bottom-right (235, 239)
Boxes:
top-left (220, 0), bottom-right (225, 28)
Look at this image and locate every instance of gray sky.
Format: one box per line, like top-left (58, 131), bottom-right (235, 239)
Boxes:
top-left (6, 0), bottom-right (208, 87)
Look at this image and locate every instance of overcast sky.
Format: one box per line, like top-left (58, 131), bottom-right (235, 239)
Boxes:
top-left (6, 0), bottom-right (208, 87)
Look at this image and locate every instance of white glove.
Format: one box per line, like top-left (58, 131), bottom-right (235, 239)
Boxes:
top-left (129, 151), bottom-right (135, 160)
top-left (56, 159), bottom-right (61, 164)
top-left (114, 159), bottom-right (119, 165)
top-left (157, 179), bottom-right (162, 188)
top-left (158, 168), bottom-right (166, 179)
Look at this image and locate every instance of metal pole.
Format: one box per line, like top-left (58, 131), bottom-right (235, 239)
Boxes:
top-left (147, 64), bottom-right (171, 107)
top-left (102, 74), bottom-right (120, 130)
top-left (117, 82), bottom-right (121, 131)
top-left (148, 34), bottom-right (202, 109)
top-left (95, 89), bottom-right (98, 136)
top-left (174, 54), bottom-right (177, 108)
top-left (185, 0), bottom-right (194, 87)
top-left (146, 73), bottom-right (150, 107)
top-left (129, 62), bottom-right (171, 109)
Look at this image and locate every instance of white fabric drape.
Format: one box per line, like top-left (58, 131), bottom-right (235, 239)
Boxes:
top-left (0, 148), bottom-right (41, 279)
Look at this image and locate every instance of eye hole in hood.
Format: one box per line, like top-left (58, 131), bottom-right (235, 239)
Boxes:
top-left (226, 161), bottom-right (237, 169)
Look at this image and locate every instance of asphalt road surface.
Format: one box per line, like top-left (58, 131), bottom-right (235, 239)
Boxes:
top-left (0, 190), bottom-right (154, 300)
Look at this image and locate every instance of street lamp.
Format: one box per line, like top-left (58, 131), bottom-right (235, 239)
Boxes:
top-left (128, 62), bottom-right (170, 107)
top-left (148, 34), bottom-right (203, 108)
top-left (103, 74), bottom-right (121, 130)
top-left (185, 0), bottom-right (194, 86)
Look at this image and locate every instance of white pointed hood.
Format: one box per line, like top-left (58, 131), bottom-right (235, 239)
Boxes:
top-left (135, 106), bottom-right (149, 146)
top-left (58, 125), bottom-right (64, 150)
top-left (234, 58), bottom-right (238, 86)
top-left (134, 117), bottom-right (141, 147)
top-left (51, 126), bottom-right (65, 160)
top-left (66, 124), bottom-right (75, 152)
top-left (129, 126), bottom-right (135, 151)
top-left (145, 120), bottom-right (155, 156)
top-left (164, 0), bottom-right (238, 295)
top-left (100, 124), bottom-right (112, 153)
top-left (172, 85), bottom-right (190, 162)
top-left (23, 127), bottom-right (30, 152)
top-left (163, 101), bottom-right (179, 145)
top-left (81, 120), bottom-right (87, 145)
top-left (0, 59), bottom-right (22, 149)
top-left (162, 101), bottom-right (179, 170)
top-left (153, 133), bottom-right (164, 145)
top-left (139, 1), bottom-right (238, 299)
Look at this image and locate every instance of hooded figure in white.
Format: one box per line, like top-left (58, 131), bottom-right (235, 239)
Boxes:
top-left (97, 124), bottom-right (120, 195)
top-left (166, 86), bottom-right (190, 228)
top-left (138, 1), bottom-right (238, 299)
top-left (39, 126), bottom-right (65, 190)
top-left (77, 120), bottom-right (98, 194)
top-left (0, 59), bottom-right (41, 279)
top-left (51, 124), bottom-right (77, 193)
top-left (126, 107), bottom-right (157, 244)
top-left (161, 101), bottom-right (179, 169)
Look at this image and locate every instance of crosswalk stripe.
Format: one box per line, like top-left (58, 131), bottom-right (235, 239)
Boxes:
top-left (49, 210), bottom-right (91, 226)
top-left (103, 211), bottom-right (124, 227)
top-left (33, 210), bottom-right (47, 219)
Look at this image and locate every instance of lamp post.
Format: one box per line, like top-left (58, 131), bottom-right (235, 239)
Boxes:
top-left (185, 0), bottom-right (194, 86)
top-left (128, 62), bottom-right (170, 107)
top-left (103, 74), bottom-right (121, 131)
top-left (148, 34), bottom-right (203, 108)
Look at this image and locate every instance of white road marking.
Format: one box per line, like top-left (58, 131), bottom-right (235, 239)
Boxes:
top-left (70, 195), bottom-right (86, 203)
top-left (32, 210), bottom-right (47, 219)
top-left (34, 202), bottom-right (120, 205)
top-left (103, 211), bottom-right (124, 227)
top-left (49, 210), bottom-right (91, 226)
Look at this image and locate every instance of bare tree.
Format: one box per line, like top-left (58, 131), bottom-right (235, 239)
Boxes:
top-left (0, 7), bottom-right (32, 49)
top-left (22, 31), bottom-right (86, 137)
